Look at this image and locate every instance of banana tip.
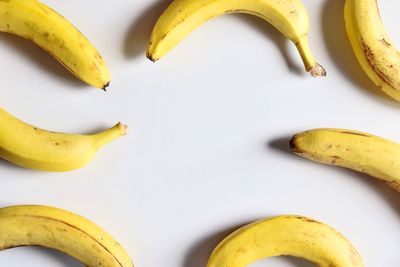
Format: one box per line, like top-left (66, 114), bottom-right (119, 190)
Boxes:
top-left (118, 123), bottom-right (128, 135)
top-left (146, 53), bottom-right (157, 63)
top-left (289, 136), bottom-right (299, 153)
top-left (102, 82), bottom-right (110, 91)
top-left (309, 63), bottom-right (326, 78)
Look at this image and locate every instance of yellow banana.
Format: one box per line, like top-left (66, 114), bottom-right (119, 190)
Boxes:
top-left (0, 0), bottom-right (110, 89)
top-left (291, 128), bottom-right (400, 191)
top-left (345, 0), bottom-right (400, 101)
top-left (147, 0), bottom-right (326, 77)
top-left (0, 205), bottom-right (133, 267)
top-left (0, 108), bottom-right (127, 172)
top-left (207, 215), bottom-right (363, 267)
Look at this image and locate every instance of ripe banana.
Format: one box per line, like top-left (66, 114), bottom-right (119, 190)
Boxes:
top-left (0, 205), bottom-right (133, 267)
top-left (0, 0), bottom-right (110, 89)
top-left (207, 215), bottom-right (363, 267)
top-left (291, 128), bottom-right (400, 191)
top-left (0, 108), bottom-right (127, 172)
top-left (147, 0), bottom-right (326, 77)
top-left (345, 0), bottom-right (400, 101)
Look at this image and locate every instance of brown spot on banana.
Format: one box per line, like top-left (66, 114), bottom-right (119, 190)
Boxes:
top-left (379, 38), bottom-right (391, 47)
top-left (330, 156), bottom-right (341, 164)
top-left (236, 247), bottom-right (247, 255)
top-left (291, 216), bottom-right (321, 224)
top-left (362, 42), bottom-right (398, 90)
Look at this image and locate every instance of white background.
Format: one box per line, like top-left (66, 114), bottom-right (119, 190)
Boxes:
top-left (0, 0), bottom-right (399, 266)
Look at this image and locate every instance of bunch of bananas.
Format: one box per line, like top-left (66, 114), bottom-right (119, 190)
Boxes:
top-left (1, 0), bottom-right (399, 265)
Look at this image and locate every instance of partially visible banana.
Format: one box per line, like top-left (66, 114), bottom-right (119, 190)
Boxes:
top-left (147, 0), bottom-right (326, 77)
top-left (0, 0), bottom-right (110, 89)
top-left (0, 205), bottom-right (133, 267)
top-left (207, 215), bottom-right (363, 267)
top-left (0, 108), bottom-right (127, 172)
top-left (291, 128), bottom-right (400, 191)
top-left (345, 0), bottom-right (400, 101)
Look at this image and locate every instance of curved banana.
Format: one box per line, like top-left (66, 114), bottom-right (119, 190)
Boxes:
top-left (291, 128), bottom-right (400, 191)
top-left (0, 0), bottom-right (110, 89)
top-left (345, 0), bottom-right (400, 101)
top-left (147, 0), bottom-right (326, 77)
top-left (207, 215), bottom-right (363, 267)
top-left (0, 108), bottom-right (127, 172)
top-left (0, 205), bottom-right (133, 267)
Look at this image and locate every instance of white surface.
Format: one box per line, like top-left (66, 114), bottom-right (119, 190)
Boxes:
top-left (0, 0), bottom-right (399, 266)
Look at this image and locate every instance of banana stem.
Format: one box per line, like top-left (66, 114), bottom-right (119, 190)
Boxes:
top-left (92, 123), bottom-right (128, 149)
top-left (295, 36), bottom-right (326, 77)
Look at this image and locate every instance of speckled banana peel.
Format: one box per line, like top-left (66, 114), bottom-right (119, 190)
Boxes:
top-left (147, 0), bottom-right (326, 77)
top-left (0, 205), bottom-right (133, 267)
top-left (0, 0), bottom-right (110, 89)
top-left (207, 215), bottom-right (363, 267)
top-left (291, 128), bottom-right (400, 191)
top-left (345, 0), bottom-right (400, 101)
top-left (0, 108), bottom-right (127, 172)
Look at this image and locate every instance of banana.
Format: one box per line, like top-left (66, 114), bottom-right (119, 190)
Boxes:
top-left (0, 0), bottom-right (110, 89)
top-left (291, 128), bottom-right (400, 191)
top-left (207, 215), bottom-right (363, 267)
top-left (344, 0), bottom-right (400, 101)
top-left (0, 205), bottom-right (133, 267)
top-left (0, 108), bottom-right (127, 172)
top-left (147, 0), bottom-right (326, 77)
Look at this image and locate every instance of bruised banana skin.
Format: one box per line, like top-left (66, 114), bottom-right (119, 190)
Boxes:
top-left (0, 205), bottom-right (133, 267)
top-left (207, 215), bottom-right (363, 267)
top-left (291, 128), bottom-right (400, 191)
top-left (148, 0), bottom-right (326, 77)
top-left (0, 0), bottom-right (110, 89)
top-left (345, 0), bottom-right (400, 101)
top-left (0, 108), bottom-right (127, 172)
